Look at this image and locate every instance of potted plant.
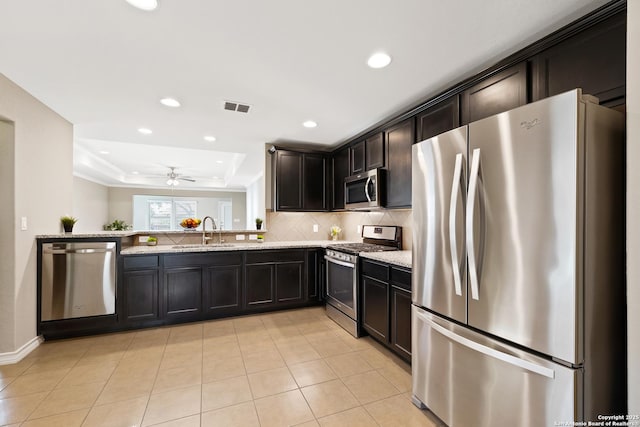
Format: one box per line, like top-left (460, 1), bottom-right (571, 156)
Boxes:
top-left (255, 217), bottom-right (263, 230)
top-left (60, 216), bottom-right (78, 233)
top-left (256, 234), bottom-right (264, 243)
top-left (147, 236), bottom-right (158, 246)
top-left (103, 219), bottom-right (132, 231)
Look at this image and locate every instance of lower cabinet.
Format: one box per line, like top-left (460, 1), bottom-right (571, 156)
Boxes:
top-left (361, 258), bottom-right (412, 362)
top-left (245, 249), bottom-right (306, 310)
top-left (121, 248), bottom-right (319, 332)
top-left (123, 269), bottom-right (159, 323)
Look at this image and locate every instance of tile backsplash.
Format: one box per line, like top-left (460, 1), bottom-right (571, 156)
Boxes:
top-left (266, 209), bottom-right (413, 250)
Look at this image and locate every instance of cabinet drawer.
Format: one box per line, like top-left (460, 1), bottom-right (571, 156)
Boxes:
top-left (164, 252), bottom-right (241, 268)
top-left (390, 267), bottom-right (411, 291)
top-left (361, 260), bottom-right (389, 282)
top-left (123, 255), bottom-right (158, 270)
top-left (246, 250), bottom-right (305, 264)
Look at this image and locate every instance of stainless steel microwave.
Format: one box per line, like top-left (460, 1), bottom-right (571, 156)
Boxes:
top-left (344, 168), bottom-right (384, 210)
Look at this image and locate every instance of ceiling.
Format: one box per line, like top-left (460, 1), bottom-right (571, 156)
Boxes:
top-left (0, 0), bottom-right (609, 191)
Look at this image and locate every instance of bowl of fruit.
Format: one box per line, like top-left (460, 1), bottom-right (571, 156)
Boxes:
top-left (180, 218), bottom-right (201, 229)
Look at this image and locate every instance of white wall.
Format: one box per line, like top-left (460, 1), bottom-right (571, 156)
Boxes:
top-left (627, 2), bottom-right (639, 413)
top-left (72, 177), bottom-right (109, 233)
top-left (246, 175), bottom-right (265, 230)
top-left (0, 73), bottom-right (73, 353)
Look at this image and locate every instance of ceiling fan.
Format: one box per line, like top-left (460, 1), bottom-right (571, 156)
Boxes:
top-left (165, 167), bottom-right (195, 186)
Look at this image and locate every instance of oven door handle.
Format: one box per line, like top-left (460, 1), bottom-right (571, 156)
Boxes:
top-left (324, 255), bottom-right (355, 269)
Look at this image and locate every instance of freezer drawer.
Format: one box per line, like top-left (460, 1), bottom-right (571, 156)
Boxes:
top-left (412, 306), bottom-right (581, 427)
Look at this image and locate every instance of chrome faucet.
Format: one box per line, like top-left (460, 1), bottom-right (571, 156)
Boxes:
top-left (202, 216), bottom-right (217, 245)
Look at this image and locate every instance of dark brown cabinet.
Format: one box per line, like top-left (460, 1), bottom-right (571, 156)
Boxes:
top-left (385, 118), bottom-right (415, 208)
top-left (164, 267), bottom-right (202, 321)
top-left (361, 259), bottom-right (412, 362)
top-left (123, 269), bottom-right (159, 323)
top-left (245, 250), bottom-right (307, 310)
top-left (203, 263), bottom-right (242, 316)
top-left (332, 147), bottom-right (350, 210)
top-left (275, 150), bottom-right (327, 211)
top-left (350, 132), bottom-right (385, 176)
top-left (461, 62), bottom-right (528, 124)
top-left (531, 13), bottom-right (626, 107)
top-left (306, 249), bottom-right (324, 301)
top-left (417, 96), bottom-right (460, 142)
top-left (350, 141), bottom-right (365, 174)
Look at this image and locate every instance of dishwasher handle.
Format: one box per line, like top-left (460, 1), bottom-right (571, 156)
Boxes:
top-left (44, 248), bottom-right (116, 255)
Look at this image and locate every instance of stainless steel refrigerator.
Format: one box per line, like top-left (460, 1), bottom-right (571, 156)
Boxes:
top-left (411, 89), bottom-right (626, 426)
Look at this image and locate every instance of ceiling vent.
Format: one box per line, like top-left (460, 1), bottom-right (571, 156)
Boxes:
top-left (224, 101), bottom-right (251, 113)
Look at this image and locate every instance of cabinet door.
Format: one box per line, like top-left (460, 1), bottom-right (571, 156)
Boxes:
top-left (531, 13), bottom-right (625, 107)
top-left (245, 264), bottom-right (274, 307)
top-left (385, 118), bottom-right (415, 208)
top-left (417, 96), bottom-right (460, 142)
top-left (203, 265), bottom-right (242, 315)
top-left (350, 141), bottom-right (365, 174)
top-left (362, 276), bottom-right (389, 343)
top-left (303, 153), bottom-right (326, 211)
top-left (365, 132), bottom-right (385, 170)
top-left (276, 151), bottom-right (303, 210)
top-left (332, 147), bottom-right (350, 210)
top-left (124, 270), bottom-right (159, 322)
top-left (306, 249), bottom-right (323, 301)
top-left (276, 262), bottom-right (304, 304)
top-left (461, 62), bottom-right (528, 124)
top-left (164, 267), bottom-right (202, 320)
top-left (390, 285), bottom-right (412, 361)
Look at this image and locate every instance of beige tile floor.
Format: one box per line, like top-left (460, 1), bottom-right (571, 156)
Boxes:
top-left (0, 307), bottom-right (440, 427)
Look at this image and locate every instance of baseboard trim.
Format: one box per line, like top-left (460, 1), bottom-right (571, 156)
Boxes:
top-left (0, 336), bottom-right (43, 365)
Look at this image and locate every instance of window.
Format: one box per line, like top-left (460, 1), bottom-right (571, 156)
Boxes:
top-left (135, 196), bottom-right (198, 231)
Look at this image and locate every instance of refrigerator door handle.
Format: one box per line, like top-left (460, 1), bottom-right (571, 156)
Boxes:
top-left (416, 310), bottom-right (555, 379)
top-left (467, 148), bottom-right (481, 300)
top-left (449, 153), bottom-right (464, 296)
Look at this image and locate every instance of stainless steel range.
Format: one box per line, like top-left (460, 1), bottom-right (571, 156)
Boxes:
top-left (324, 225), bottom-right (402, 337)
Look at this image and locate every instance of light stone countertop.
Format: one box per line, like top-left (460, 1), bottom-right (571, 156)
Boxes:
top-left (35, 229), bottom-right (267, 239)
top-left (360, 250), bottom-right (412, 269)
top-left (120, 240), bottom-right (353, 255)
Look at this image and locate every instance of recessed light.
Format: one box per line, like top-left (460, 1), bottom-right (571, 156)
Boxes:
top-left (216, 160), bottom-right (223, 164)
top-left (125, 0), bottom-right (158, 11)
top-left (160, 97), bottom-right (180, 107)
top-left (303, 120), bottom-right (317, 128)
top-left (204, 135), bottom-right (216, 142)
top-left (99, 150), bottom-right (110, 154)
top-left (138, 128), bottom-right (152, 135)
top-left (367, 52), bottom-right (392, 69)
top-left (132, 171), bottom-right (139, 174)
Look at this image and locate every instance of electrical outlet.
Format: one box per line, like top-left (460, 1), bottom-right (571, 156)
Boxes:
top-left (21, 216), bottom-right (27, 230)
top-left (249, 234), bottom-right (258, 240)
top-left (357, 225), bottom-right (362, 234)
top-left (313, 224), bottom-right (319, 233)
top-left (138, 235), bottom-right (150, 243)
top-left (235, 234), bottom-right (246, 240)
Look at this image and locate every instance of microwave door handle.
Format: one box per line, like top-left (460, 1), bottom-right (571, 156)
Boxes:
top-left (364, 177), bottom-right (372, 202)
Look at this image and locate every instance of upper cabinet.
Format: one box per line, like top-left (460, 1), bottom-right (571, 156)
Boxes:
top-left (332, 147), bottom-right (350, 210)
top-left (385, 118), bottom-right (415, 208)
top-left (275, 150), bottom-right (327, 212)
top-left (416, 96), bottom-right (460, 143)
top-left (350, 132), bottom-right (385, 175)
top-left (461, 62), bottom-right (528, 124)
top-left (531, 12), bottom-right (626, 107)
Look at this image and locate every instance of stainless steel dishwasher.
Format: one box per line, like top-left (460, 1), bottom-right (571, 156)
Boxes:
top-left (40, 241), bottom-right (116, 321)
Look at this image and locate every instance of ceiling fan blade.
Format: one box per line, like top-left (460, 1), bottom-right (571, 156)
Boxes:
top-left (179, 177), bottom-right (196, 182)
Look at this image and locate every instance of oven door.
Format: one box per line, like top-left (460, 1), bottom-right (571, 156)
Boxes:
top-left (325, 255), bottom-right (357, 319)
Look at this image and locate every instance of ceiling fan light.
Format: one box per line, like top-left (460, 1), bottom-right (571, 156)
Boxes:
top-left (125, 0), bottom-right (158, 11)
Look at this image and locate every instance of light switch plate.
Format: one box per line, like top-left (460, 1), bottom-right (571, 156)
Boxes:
top-left (249, 234), bottom-right (258, 240)
top-left (235, 234), bottom-right (246, 240)
top-left (313, 224), bottom-right (319, 233)
top-left (357, 225), bottom-right (362, 234)
top-left (21, 216), bottom-right (27, 230)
